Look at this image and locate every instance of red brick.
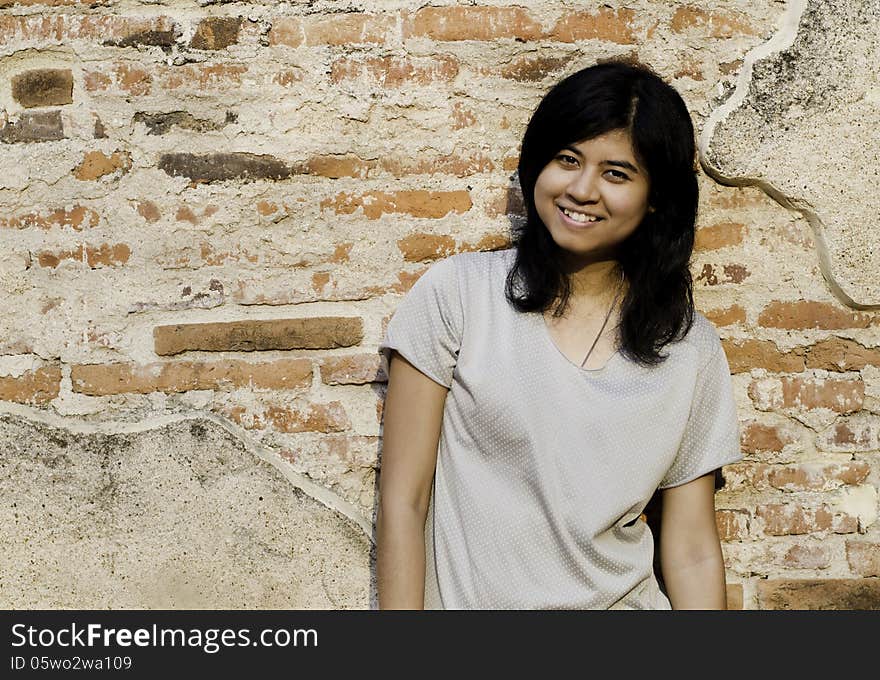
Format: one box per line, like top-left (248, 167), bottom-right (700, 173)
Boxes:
top-left (159, 63), bottom-right (247, 91)
top-left (756, 503), bottom-right (857, 536)
top-left (747, 461), bottom-right (869, 492)
top-left (486, 186), bottom-right (525, 219)
top-left (402, 6), bottom-right (542, 41)
top-left (460, 233), bottom-right (510, 252)
top-left (819, 417), bottom-right (880, 452)
top-left (218, 401), bottom-right (350, 433)
top-left (740, 421), bottom-right (800, 454)
top-left (782, 544), bottom-right (831, 570)
top-left (71, 358), bottom-right (313, 395)
top-left (0, 205), bottom-right (99, 231)
top-left (303, 13), bottom-right (394, 45)
top-left (694, 221), bottom-right (746, 251)
top-left (748, 376), bottom-right (864, 413)
top-left (397, 233), bottom-right (457, 262)
top-left (548, 8), bottom-right (637, 44)
top-left (715, 509), bottom-right (749, 541)
top-left (73, 150), bottom-right (131, 181)
top-left (802, 337), bottom-right (880, 372)
top-left (267, 18), bottom-right (303, 47)
top-left (670, 6), bottom-right (760, 38)
top-left (320, 354), bottom-right (385, 385)
top-left (758, 579), bottom-right (880, 610)
top-left (500, 55), bottom-right (571, 82)
top-left (703, 305), bottom-right (746, 327)
top-left (846, 541), bottom-right (880, 577)
top-left (695, 263), bottom-right (750, 285)
top-left (0, 366), bottom-right (61, 405)
top-left (136, 201), bottom-right (161, 223)
top-left (154, 317), bottom-right (363, 355)
top-left (757, 300), bottom-right (877, 330)
top-left (37, 243), bottom-right (130, 268)
top-left (320, 190), bottom-right (472, 220)
top-left (721, 339), bottom-right (805, 374)
top-left (330, 55), bottom-right (459, 87)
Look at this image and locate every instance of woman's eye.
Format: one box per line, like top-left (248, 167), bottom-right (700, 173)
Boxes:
top-left (556, 154), bottom-right (578, 166)
top-left (605, 169), bottom-right (629, 181)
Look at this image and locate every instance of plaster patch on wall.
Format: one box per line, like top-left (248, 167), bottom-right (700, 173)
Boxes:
top-left (701, 0), bottom-right (880, 309)
top-left (0, 413), bottom-right (371, 608)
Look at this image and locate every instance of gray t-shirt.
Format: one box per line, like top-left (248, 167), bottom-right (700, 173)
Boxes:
top-left (378, 248), bottom-right (743, 609)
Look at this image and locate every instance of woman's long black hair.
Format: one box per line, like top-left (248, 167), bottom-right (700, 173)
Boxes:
top-left (506, 60), bottom-right (698, 366)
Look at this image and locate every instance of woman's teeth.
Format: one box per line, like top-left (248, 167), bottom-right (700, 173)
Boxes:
top-left (562, 207), bottom-right (600, 223)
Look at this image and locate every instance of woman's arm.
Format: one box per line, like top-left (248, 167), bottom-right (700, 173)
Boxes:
top-left (658, 471), bottom-right (728, 609)
top-left (376, 351), bottom-right (449, 609)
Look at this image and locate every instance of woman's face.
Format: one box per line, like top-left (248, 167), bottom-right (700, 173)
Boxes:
top-left (533, 129), bottom-right (651, 268)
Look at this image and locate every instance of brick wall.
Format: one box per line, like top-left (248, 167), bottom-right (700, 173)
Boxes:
top-left (1, 0), bottom-right (877, 609)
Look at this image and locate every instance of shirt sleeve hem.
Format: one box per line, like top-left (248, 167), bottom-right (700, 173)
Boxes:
top-left (657, 451), bottom-right (744, 490)
top-left (378, 344), bottom-right (451, 390)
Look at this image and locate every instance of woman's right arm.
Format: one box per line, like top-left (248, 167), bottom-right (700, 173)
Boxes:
top-left (376, 350), bottom-right (449, 609)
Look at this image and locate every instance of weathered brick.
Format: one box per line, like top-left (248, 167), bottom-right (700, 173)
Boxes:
top-left (500, 55), bottom-right (571, 82)
top-left (670, 6), bottom-right (760, 38)
top-left (721, 339), bottom-right (805, 374)
top-left (0, 206), bottom-right (99, 231)
top-left (818, 416), bottom-right (880, 452)
top-left (71, 358), bottom-right (312, 395)
top-left (403, 6), bottom-right (543, 41)
top-left (190, 16), bottom-right (241, 50)
top-left (758, 301), bottom-right (877, 330)
top-left (460, 233), bottom-right (510, 252)
top-left (740, 421), bottom-right (800, 454)
top-left (846, 541), bottom-right (880, 577)
top-left (218, 401), bottom-right (350, 433)
top-left (267, 17), bottom-right (303, 47)
top-left (704, 304), bottom-right (746, 327)
top-left (320, 190), bottom-right (472, 220)
top-left (158, 152), bottom-right (290, 184)
top-left (0, 110), bottom-right (64, 143)
top-left (695, 263), bottom-right (750, 285)
top-left (303, 13), bottom-right (394, 45)
top-left (748, 376), bottom-right (864, 413)
top-left (74, 150), bottom-right (131, 180)
top-left (398, 233), bottom-right (457, 262)
top-left (11, 68), bottom-right (73, 107)
top-left (0, 15), bottom-right (175, 45)
top-left (715, 509), bottom-right (749, 541)
top-left (803, 337), bottom-right (880, 372)
top-left (37, 243), bottom-right (130, 268)
top-left (330, 55), bottom-right (459, 86)
top-left (747, 461), bottom-right (870, 492)
top-left (134, 111), bottom-right (230, 135)
top-left (756, 503), bottom-right (858, 536)
top-left (84, 63), bottom-right (152, 96)
top-left (782, 544), bottom-right (831, 570)
top-left (136, 201), bottom-right (161, 223)
top-left (726, 583), bottom-right (743, 610)
top-left (320, 354), bottom-right (385, 385)
top-left (0, 366), bottom-right (61, 405)
top-left (694, 221), bottom-right (746, 251)
top-left (486, 186), bottom-right (526, 218)
top-left (159, 63), bottom-right (247, 91)
top-left (154, 317), bottom-right (363, 356)
top-left (758, 579), bottom-right (880, 610)
top-left (548, 8), bottom-right (637, 44)
top-left (307, 151), bottom-right (492, 179)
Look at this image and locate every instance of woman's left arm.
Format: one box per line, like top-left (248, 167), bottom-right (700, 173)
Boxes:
top-left (659, 471), bottom-right (728, 610)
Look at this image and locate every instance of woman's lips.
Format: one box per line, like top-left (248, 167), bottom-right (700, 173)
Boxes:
top-left (558, 206), bottom-right (603, 228)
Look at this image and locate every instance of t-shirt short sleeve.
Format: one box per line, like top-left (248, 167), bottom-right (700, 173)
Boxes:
top-left (659, 343), bottom-right (743, 489)
top-left (377, 256), bottom-right (463, 389)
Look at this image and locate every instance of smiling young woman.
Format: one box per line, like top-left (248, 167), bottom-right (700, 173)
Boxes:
top-left (376, 61), bottom-right (742, 610)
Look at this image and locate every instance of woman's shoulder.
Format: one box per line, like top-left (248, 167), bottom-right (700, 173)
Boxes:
top-left (432, 247), bottom-right (515, 286)
top-left (676, 311), bottom-right (724, 367)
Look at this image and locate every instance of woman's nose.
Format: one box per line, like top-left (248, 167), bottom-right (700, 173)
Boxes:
top-left (566, 168), bottom-right (600, 203)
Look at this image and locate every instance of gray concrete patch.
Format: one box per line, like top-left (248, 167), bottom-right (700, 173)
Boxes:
top-left (701, 0), bottom-right (880, 309)
top-left (0, 414), bottom-right (370, 608)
